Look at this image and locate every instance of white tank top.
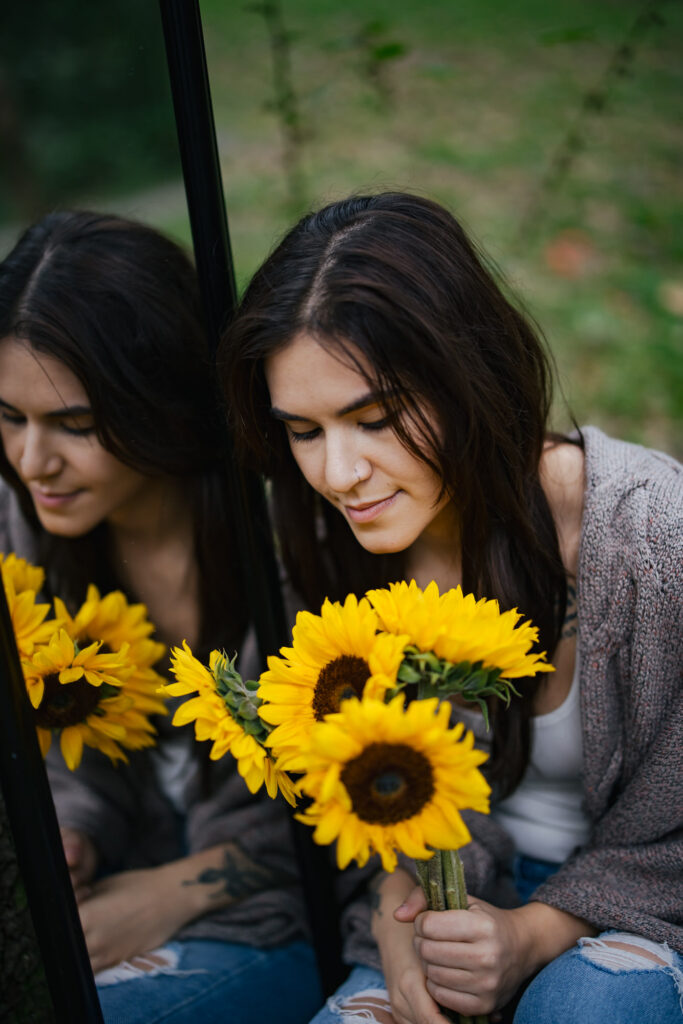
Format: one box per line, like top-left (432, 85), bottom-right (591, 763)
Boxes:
top-left (458, 655), bottom-right (590, 863)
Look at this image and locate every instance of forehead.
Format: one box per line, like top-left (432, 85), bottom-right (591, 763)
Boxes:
top-left (0, 335), bottom-right (88, 408)
top-left (265, 331), bottom-right (373, 412)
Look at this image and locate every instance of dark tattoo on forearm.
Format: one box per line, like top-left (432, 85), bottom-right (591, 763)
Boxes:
top-left (562, 583), bottom-right (578, 639)
top-left (369, 873), bottom-right (384, 918)
top-left (181, 842), bottom-right (295, 902)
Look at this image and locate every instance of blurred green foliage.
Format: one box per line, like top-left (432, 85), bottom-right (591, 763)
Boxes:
top-left (0, 0), bottom-right (680, 453)
top-left (0, 0), bottom-right (181, 221)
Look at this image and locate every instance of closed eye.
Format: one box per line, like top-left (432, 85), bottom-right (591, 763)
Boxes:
top-left (359, 414), bottom-right (392, 432)
top-left (287, 424), bottom-right (321, 443)
top-left (0, 410), bottom-right (25, 426)
top-left (0, 409), bottom-right (95, 436)
top-left (58, 418), bottom-right (95, 437)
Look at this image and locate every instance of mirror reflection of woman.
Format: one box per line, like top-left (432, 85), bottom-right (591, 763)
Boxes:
top-left (0, 211), bottom-right (322, 1024)
top-left (222, 193), bottom-right (683, 1024)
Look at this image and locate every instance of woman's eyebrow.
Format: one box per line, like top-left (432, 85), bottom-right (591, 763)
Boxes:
top-left (270, 391), bottom-right (383, 421)
top-left (45, 404), bottom-right (92, 419)
top-left (0, 396), bottom-right (92, 418)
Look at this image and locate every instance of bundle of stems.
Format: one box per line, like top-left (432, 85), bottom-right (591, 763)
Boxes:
top-left (415, 850), bottom-right (489, 1024)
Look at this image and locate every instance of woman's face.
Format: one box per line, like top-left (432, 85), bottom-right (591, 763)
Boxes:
top-left (0, 336), bottom-right (154, 538)
top-left (265, 331), bottom-right (453, 555)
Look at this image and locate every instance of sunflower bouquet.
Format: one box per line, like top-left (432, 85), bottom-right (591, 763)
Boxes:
top-left (1, 553), bottom-right (167, 770)
top-left (166, 580), bottom-right (553, 1023)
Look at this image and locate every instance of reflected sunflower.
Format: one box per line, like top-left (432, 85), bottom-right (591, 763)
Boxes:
top-left (23, 628), bottom-right (147, 770)
top-left (2, 553), bottom-right (57, 658)
top-left (258, 594), bottom-right (409, 769)
top-left (368, 580), bottom-right (554, 679)
top-left (163, 642), bottom-right (297, 806)
top-left (54, 586), bottom-right (167, 735)
top-left (1, 552), bottom-right (45, 595)
top-left (297, 694), bottom-right (490, 871)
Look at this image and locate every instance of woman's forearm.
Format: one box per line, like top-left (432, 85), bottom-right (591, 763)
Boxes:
top-left (511, 899), bottom-right (597, 978)
top-left (163, 838), bottom-right (287, 922)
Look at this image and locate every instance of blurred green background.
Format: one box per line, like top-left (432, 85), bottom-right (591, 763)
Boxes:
top-left (1, 0), bottom-right (681, 454)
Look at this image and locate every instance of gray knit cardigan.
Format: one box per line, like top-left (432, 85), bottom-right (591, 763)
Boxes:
top-left (343, 426), bottom-right (683, 967)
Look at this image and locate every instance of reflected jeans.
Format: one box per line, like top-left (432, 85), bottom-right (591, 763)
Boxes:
top-left (97, 938), bottom-right (323, 1024)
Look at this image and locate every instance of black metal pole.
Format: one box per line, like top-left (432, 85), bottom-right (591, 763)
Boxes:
top-left (158, 0), bottom-right (345, 995)
top-left (0, 584), bottom-right (104, 1022)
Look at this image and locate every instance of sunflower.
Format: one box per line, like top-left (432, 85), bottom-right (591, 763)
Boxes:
top-left (297, 694), bottom-right (490, 872)
top-left (23, 628), bottom-right (149, 770)
top-left (368, 580), bottom-right (554, 679)
top-left (2, 569), bottom-right (58, 659)
top-left (163, 642), bottom-right (297, 806)
top-left (1, 552), bottom-right (45, 595)
top-left (54, 586), bottom-right (167, 732)
top-left (258, 594), bottom-right (409, 769)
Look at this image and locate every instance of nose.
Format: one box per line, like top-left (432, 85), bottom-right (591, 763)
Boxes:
top-left (324, 432), bottom-right (372, 493)
top-left (18, 423), bottom-right (61, 481)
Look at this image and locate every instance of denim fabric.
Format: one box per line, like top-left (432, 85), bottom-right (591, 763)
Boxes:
top-left (97, 938), bottom-right (323, 1024)
top-left (512, 853), bottom-right (560, 903)
top-left (308, 940), bottom-right (683, 1024)
top-left (515, 933), bottom-right (683, 1024)
top-left (309, 966), bottom-right (388, 1024)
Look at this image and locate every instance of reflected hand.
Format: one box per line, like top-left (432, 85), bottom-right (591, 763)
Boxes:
top-left (78, 865), bottom-right (189, 974)
top-left (60, 827), bottom-right (98, 901)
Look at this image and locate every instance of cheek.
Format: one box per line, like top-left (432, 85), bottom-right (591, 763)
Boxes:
top-left (287, 442), bottom-right (321, 490)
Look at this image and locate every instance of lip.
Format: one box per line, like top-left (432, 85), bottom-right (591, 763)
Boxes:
top-left (345, 492), bottom-right (399, 524)
top-left (31, 488), bottom-right (83, 510)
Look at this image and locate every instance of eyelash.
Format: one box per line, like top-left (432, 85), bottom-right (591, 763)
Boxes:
top-left (0, 412), bottom-right (95, 437)
top-left (287, 415), bottom-right (392, 443)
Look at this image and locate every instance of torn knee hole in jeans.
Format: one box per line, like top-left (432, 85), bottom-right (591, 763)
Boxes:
top-left (579, 933), bottom-right (673, 971)
top-left (329, 987), bottom-right (395, 1023)
top-left (95, 946), bottom-right (207, 987)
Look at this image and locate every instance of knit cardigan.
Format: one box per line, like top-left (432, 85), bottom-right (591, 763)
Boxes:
top-left (343, 426), bottom-right (683, 967)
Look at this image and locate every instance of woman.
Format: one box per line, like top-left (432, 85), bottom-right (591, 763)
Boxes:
top-left (0, 211), bottom-right (322, 1024)
top-left (221, 193), bottom-right (683, 1024)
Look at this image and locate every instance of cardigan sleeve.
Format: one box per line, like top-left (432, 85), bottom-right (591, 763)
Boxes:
top-left (532, 431), bottom-right (683, 951)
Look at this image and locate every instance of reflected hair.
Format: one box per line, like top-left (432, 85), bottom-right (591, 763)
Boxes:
top-left (221, 192), bottom-right (577, 794)
top-left (0, 210), bottom-right (246, 659)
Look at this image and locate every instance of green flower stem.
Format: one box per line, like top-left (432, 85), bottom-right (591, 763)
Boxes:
top-left (415, 857), bottom-right (430, 896)
top-left (415, 679), bottom-right (488, 1024)
top-left (427, 850), bottom-right (446, 911)
top-left (443, 849), bottom-right (467, 912)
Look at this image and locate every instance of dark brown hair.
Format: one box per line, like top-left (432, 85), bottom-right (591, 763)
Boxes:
top-left (0, 210), bottom-right (247, 662)
top-left (221, 192), bottom-right (577, 795)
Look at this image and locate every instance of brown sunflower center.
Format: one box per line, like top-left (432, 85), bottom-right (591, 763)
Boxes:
top-left (341, 742), bottom-right (435, 824)
top-left (312, 655), bottom-right (370, 719)
top-left (34, 673), bottom-right (101, 729)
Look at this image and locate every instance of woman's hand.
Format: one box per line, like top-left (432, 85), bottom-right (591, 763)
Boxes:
top-left (371, 871), bottom-right (452, 1024)
top-left (78, 865), bottom-right (191, 974)
top-left (60, 827), bottom-right (98, 901)
top-left (397, 884), bottom-right (595, 1018)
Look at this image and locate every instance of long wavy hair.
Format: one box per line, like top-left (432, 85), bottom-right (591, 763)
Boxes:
top-left (221, 192), bottom-right (577, 795)
top-left (0, 210), bottom-right (247, 663)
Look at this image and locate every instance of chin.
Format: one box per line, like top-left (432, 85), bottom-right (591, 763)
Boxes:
top-left (348, 528), bottom-right (409, 556)
top-left (34, 512), bottom-right (93, 539)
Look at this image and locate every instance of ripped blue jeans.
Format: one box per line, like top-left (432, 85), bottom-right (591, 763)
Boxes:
top-left (309, 855), bottom-right (683, 1024)
top-left (311, 935), bottom-right (683, 1024)
top-left (96, 938), bottom-right (323, 1024)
